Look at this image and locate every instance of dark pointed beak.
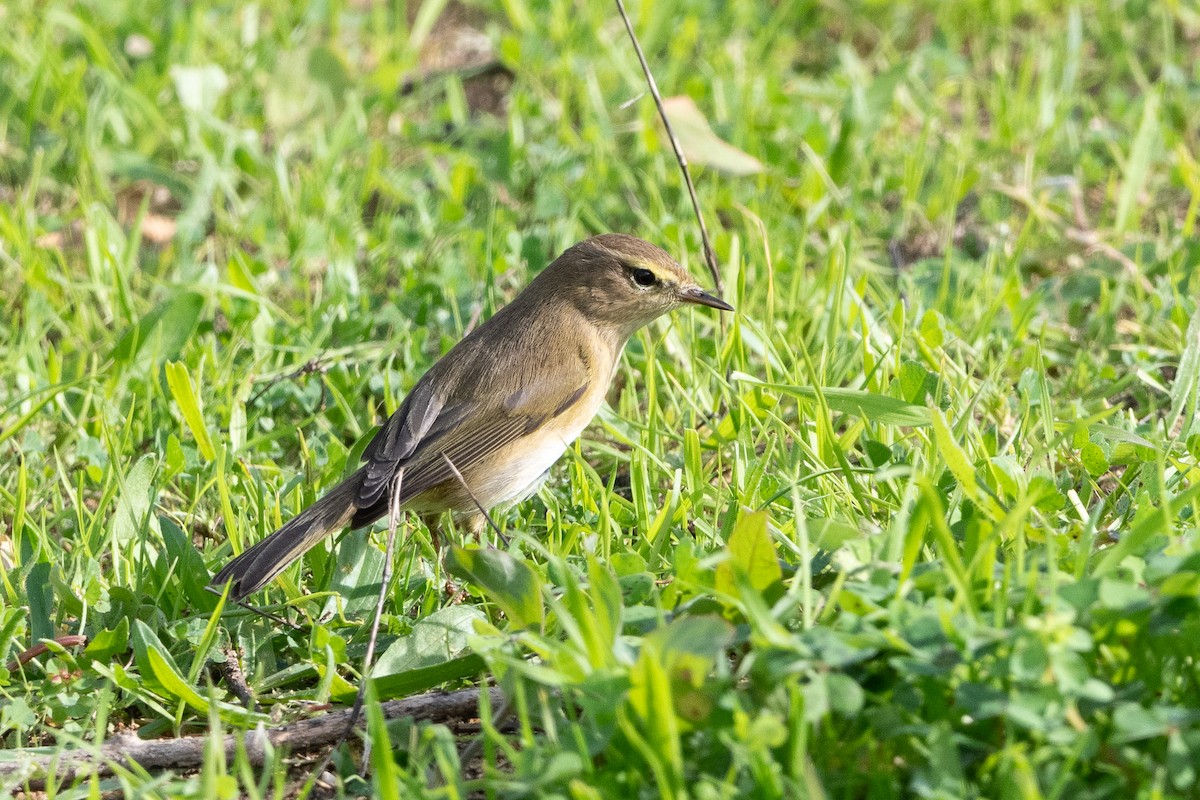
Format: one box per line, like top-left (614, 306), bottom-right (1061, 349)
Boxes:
top-left (679, 286), bottom-right (734, 312)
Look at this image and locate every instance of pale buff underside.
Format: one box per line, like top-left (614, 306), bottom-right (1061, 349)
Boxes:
top-left (402, 350), bottom-right (617, 522)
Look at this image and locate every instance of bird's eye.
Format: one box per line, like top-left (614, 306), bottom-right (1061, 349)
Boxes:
top-left (631, 267), bottom-right (657, 287)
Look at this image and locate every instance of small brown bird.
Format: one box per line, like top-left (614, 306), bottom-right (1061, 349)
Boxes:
top-left (211, 234), bottom-right (732, 600)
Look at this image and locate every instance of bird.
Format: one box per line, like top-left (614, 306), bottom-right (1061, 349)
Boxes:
top-left (211, 233), bottom-right (733, 601)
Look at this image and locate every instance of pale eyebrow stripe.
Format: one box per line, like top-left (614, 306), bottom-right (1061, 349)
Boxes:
top-left (591, 244), bottom-right (678, 283)
top-left (626, 260), bottom-right (676, 282)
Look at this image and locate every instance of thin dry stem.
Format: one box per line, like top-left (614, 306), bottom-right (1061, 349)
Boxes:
top-left (613, 0), bottom-right (723, 294)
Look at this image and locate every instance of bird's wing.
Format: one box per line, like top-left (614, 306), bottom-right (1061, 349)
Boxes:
top-left (355, 351), bottom-right (591, 510)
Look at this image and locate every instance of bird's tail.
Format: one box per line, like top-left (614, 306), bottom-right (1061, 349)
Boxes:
top-left (210, 472), bottom-right (362, 601)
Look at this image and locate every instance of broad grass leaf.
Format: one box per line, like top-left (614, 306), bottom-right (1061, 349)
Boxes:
top-left (112, 455), bottom-right (157, 544)
top-left (1115, 89), bottom-right (1160, 234)
top-left (345, 425), bottom-right (379, 478)
top-left (154, 655), bottom-right (268, 726)
top-left (145, 646), bottom-right (210, 713)
top-left (351, 654), bottom-right (486, 703)
top-left (587, 555), bottom-right (623, 655)
top-left (24, 562), bottom-right (53, 643)
top-left (445, 545), bottom-right (544, 629)
top-left (322, 530), bottom-right (385, 619)
top-left (159, 514), bottom-right (215, 610)
top-left (1168, 305), bottom-right (1200, 438)
top-left (367, 684), bottom-right (402, 800)
top-left (131, 620), bottom-right (183, 695)
top-left (931, 408), bottom-right (1003, 520)
top-left (164, 361), bottom-right (216, 460)
top-left (374, 606), bottom-right (484, 676)
top-left (111, 290), bottom-right (202, 366)
top-left (186, 587), bottom-right (227, 686)
top-left (715, 510), bottom-right (781, 599)
top-left (1093, 482), bottom-right (1200, 576)
top-left (731, 372), bottom-right (931, 427)
top-left (627, 617), bottom-right (733, 765)
top-left (1089, 424), bottom-right (1157, 450)
top-left (132, 620), bottom-right (263, 724)
top-left (405, 0), bottom-right (452, 56)
top-left (0, 609), bottom-right (28, 668)
top-left (552, 555), bottom-right (624, 670)
top-left (625, 647), bottom-right (682, 781)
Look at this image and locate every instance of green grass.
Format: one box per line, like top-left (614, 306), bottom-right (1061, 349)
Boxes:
top-left (2, 0), bottom-right (1200, 797)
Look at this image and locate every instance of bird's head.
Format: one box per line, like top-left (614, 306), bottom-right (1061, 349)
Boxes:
top-left (538, 233), bottom-right (733, 338)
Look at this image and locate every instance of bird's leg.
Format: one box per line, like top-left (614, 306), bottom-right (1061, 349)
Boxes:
top-left (231, 598), bottom-right (302, 631)
top-left (417, 512), bottom-right (462, 601)
top-left (420, 513), bottom-right (443, 554)
top-left (438, 452), bottom-right (507, 546)
top-left (463, 512), bottom-right (496, 546)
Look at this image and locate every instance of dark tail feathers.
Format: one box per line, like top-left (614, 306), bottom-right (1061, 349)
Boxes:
top-left (211, 472), bottom-right (363, 601)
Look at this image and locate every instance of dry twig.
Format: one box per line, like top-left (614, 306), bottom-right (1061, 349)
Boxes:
top-left (0, 687), bottom-right (500, 786)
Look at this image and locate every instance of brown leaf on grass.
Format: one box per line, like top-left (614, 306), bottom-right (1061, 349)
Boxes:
top-left (36, 220), bottom-right (88, 250)
top-left (35, 214), bottom-right (176, 250)
top-left (117, 180), bottom-right (180, 223)
top-left (140, 214), bottom-right (177, 245)
top-left (413, 1), bottom-right (512, 116)
top-left (35, 229), bottom-right (71, 250)
top-left (661, 96), bottom-right (764, 176)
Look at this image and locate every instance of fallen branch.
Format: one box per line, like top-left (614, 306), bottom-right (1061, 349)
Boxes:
top-left (208, 648), bottom-right (254, 709)
top-left (5, 635), bottom-right (88, 672)
top-left (0, 686), bottom-right (500, 786)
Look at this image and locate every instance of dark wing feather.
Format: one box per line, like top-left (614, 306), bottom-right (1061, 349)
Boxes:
top-left (360, 378), bottom-right (442, 463)
top-left (354, 384), bottom-right (587, 516)
top-left (400, 408), bottom-right (547, 497)
top-left (357, 379), bottom-right (444, 507)
top-left (348, 409), bottom-right (548, 528)
top-left (352, 310), bottom-right (597, 522)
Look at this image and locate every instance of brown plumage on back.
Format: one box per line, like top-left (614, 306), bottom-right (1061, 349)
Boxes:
top-left (211, 234), bottom-right (732, 600)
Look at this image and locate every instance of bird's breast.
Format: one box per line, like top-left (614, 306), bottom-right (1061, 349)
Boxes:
top-left (408, 335), bottom-right (620, 517)
top-left (467, 375), bottom-right (610, 508)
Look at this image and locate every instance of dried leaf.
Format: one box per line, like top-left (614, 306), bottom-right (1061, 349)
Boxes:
top-left (662, 96), bottom-right (763, 176)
